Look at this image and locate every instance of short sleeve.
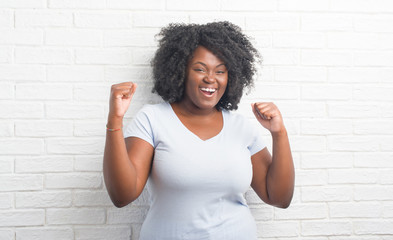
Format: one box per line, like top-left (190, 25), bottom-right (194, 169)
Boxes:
top-left (248, 121), bottom-right (267, 156)
top-left (123, 106), bottom-right (154, 147)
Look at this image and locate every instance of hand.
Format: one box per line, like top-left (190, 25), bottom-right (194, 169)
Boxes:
top-left (251, 102), bottom-right (285, 134)
top-left (108, 82), bottom-right (137, 122)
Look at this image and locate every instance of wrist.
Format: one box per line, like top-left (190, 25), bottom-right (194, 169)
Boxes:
top-left (271, 128), bottom-right (287, 138)
top-left (107, 116), bottom-right (123, 129)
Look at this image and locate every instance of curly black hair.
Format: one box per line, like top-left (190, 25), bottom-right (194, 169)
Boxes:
top-left (151, 21), bottom-right (260, 110)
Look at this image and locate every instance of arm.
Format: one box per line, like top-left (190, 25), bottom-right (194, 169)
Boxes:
top-left (103, 82), bottom-right (154, 208)
top-left (250, 102), bottom-right (295, 208)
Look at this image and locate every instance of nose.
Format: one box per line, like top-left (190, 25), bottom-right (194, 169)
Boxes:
top-left (203, 71), bottom-right (215, 83)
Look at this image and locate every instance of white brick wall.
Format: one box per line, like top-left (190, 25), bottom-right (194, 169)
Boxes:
top-left (1, 0), bottom-right (393, 239)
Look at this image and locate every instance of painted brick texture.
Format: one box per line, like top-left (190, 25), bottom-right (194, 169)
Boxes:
top-left (1, 0), bottom-right (393, 239)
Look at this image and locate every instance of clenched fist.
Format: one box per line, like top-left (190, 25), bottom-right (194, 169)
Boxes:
top-left (107, 82), bottom-right (137, 127)
top-left (251, 102), bottom-right (285, 134)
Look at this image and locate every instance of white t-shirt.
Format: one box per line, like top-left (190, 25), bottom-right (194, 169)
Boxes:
top-left (124, 102), bottom-right (266, 240)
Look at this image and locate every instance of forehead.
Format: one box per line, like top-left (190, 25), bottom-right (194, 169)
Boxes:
top-left (190, 46), bottom-right (225, 65)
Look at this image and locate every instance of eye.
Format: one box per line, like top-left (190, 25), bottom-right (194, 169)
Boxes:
top-left (216, 70), bottom-right (226, 74)
top-left (194, 68), bottom-right (205, 72)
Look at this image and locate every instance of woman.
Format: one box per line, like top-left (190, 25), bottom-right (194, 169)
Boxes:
top-left (103, 21), bottom-right (294, 239)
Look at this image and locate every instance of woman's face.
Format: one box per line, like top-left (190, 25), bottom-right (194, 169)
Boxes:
top-left (182, 46), bottom-right (228, 111)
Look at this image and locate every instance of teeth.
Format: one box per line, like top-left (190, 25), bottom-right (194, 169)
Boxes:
top-left (200, 88), bottom-right (216, 93)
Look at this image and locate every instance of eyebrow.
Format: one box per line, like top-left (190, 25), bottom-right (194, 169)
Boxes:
top-left (193, 62), bottom-right (226, 68)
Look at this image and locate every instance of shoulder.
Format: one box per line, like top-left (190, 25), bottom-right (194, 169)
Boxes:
top-left (137, 102), bottom-right (169, 116)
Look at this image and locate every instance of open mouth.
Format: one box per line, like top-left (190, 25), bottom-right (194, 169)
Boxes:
top-left (200, 87), bottom-right (217, 97)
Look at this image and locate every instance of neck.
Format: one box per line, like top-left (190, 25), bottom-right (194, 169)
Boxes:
top-left (172, 101), bottom-right (219, 117)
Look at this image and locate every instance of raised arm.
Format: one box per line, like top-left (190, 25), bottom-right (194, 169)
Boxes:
top-left (103, 82), bottom-right (154, 208)
top-left (250, 102), bottom-right (295, 208)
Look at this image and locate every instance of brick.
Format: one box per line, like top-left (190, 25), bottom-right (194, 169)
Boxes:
top-left (15, 47), bottom-right (73, 64)
top-left (355, 51), bottom-right (393, 66)
top-left (0, 210), bottom-right (44, 227)
top-left (249, 205), bottom-right (273, 221)
top-left (189, 14), bottom-right (245, 29)
top-left (0, 139), bottom-right (44, 155)
top-left (0, 174), bottom-right (43, 192)
top-left (0, 156), bottom-right (13, 173)
top-left (380, 136), bottom-right (393, 151)
top-left (328, 136), bottom-right (379, 152)
top-left (275, 67), bottom-right (327, 82)
top-left (301, 186), bottom-right (352, 202)
top-left (295, 170), bottom-right (328, 186)
top-left (45, 173), bottom-right (102, 189)
top-left (355, 16), bottom-right (393, 32)
top-left (275, 203), bottom-right (327, 220)
top-left (0, 102), bottom-right (44, 119)
top-left (15, 156), bottom-right (73, 173)
top-left (301, 85), bottom-right (351, 100)
top-left (74, 121), bottom-right (106, 137)
top-left (47, 138), bottom-right (104, 154)
top-left (331, 0), bottom-right (393, 13)
top-left (354, 120), bottom-right (393, 134)
top-left (0, 29), bottom-right (43, 45)
top-left (256, 221), bottom-right (299, 238)
top-left (329, 67), bottom-right (393, 83)
top-left (290, 136), bottom-right (326, 152)
top-left (0, 10), bottom-right (13, 28)
top-left (279, 0), bottom-right (329, 11)
top-left (15, 10), bottom-right (73, 27)
top-left (301, 50), bottom-right (352, 66)
top-left (104, 30), bottom-right (157, 47)
top-left (107, 0), bottom-right (164, 10)
top-left (355, 186), bottom-right (393, 201)
top-left (16, 84), bottom-right (72, 100)
top-left (16, 191), bottom-right (72, 208)
top-left (280, 102), bottom-right (327, 118)
top-left (75, 226), bottom-right (131, 240)
top-left (74, 84), bottom-right (109, 102)
top-left (47, 66), bottom-right (104, 82)
top-left (133, 13), bottom-right (188, 28)
top-left (354, 153), bottom-right (393, 168)
top-left (75, 48), bottom-right (132, 65)
top-left (379, 34), bottom-right (393, 50)
top-left (46, 103), bottom-right (104, 119)
top-left (0, 47), bottom-right (12, 63)
top-left (379, 170), bottom-right (393, 184)
top-left (221, 0), bottom-right (276, 11)
top-left (0, 122), bottom-right (13, 137)
top-left (328, 33), bottom-right (378, 49)
top-left (353, 221), bottom-right (393, 235)
top-left (247, 83), bottom-right (299, 100)
top-left (75, 12), bottom-right (132, 28)
top-left (0, 65), bottom-right (45, 81)
top-left (301, 153), bottom-right (353, 169)
top-left (0, 193), bottom-right (13, 209)
top-left (46, 29), bottom-right (102, 47)
top-left (246, 14), bottom-right (299, 31)
top-left (301, 119), bottom-right (352, 135)
top-left (107, 206), bottom-right (149, 224)
top-left (301, 14), bottom-right (353, 31)
top-left (0, 0), bottom-right (45, 8)
top-left (74, 190), bottom-right (112, 207)
top-left (273, 32), bottom-right (325, 48)
top-left (328, 103), bottom-right (380, 118)
top-left (105, 66), bottom-right (153, 82)
top-left (354, 85), bottom-right (393, 101)
top-left (16, 227), bottom-right (73, 240)
top-left (329, 169), bottom-right (378, 184)
top-left (382, 104), bottom-right (393, 117)
top-left (301, 221), bottom-right (351, 236)
top-left (382, 202), bottom-right (393, 218)
top-left (74, 155), bottom-right (104, 172)
top-left (47, 208), bottom-right (105, 225)
top-left (0, 83), bottom-right (14, 99)
top-left (259, 49), bottom-right (298, 66)
top-left (49, 0), bottom-right (106, 9)
top-left (132, 48), bottom-right (155, 65)
top-left (15, 120), bottom-right (73, 137)
top-left (0, 229), bottom-right (13, 240)
top-left (167, 0), bottom-right (220, 10)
